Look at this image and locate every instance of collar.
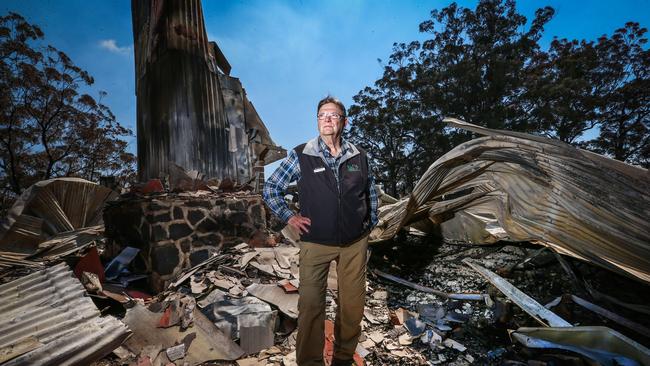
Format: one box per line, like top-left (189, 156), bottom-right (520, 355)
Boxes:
top-left (317, 136), bottom-right (351, 157)
top-left (303, 136), bottom-right (360, 163)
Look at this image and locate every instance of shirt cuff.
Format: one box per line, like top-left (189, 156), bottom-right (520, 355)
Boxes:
top-left (279, 209), bottom-right (294, 223)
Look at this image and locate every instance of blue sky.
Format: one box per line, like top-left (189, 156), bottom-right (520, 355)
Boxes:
top-left (4, 0), bottom-right (650, 174)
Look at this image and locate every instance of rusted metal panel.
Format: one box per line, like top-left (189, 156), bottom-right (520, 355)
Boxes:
top-left (209, 41), bottom-right (231, 75)
top-left (372, 118), bottom-right (650, 284)
top-left (0, 263), bottom-right (131, 365)
top-left (131, 0), bottom-right (285, 184)
top-left (219, 74), bottom-right (252, 183)
top-left (245, 95), bottom-right (286, 167)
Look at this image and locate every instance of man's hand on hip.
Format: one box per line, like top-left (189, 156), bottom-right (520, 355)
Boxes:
top-left (288, 215), bottom-right (311, 234)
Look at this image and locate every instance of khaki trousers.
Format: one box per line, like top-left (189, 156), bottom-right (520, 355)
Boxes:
top-left (295, 236), bottom-right (369, 366)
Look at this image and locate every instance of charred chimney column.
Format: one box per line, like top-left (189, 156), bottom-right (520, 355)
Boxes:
top-left (131, 0), bottom-right (232, 182)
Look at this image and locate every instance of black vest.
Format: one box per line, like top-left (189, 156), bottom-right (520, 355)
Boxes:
top-left (295, 142), bottom-right (370, 246)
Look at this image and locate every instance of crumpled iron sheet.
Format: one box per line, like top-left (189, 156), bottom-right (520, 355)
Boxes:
top-left (371, 118), bottom-right (650, 283)
top-left (0, 262), bottom-right (131, 365)
top-left (0, 178), bottom-right (116, 256)
top-left (0, 253), bottom-right (43, 271)
top-left (510, 326), bottom-right (650, 366)
top-left (31, 225), bottom-right (105, 261)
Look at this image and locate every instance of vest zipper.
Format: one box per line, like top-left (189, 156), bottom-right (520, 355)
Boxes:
top-left (337, 175), bottom-right (342, 245)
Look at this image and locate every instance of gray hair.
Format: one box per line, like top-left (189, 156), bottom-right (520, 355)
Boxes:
top-left (317, 95), bottom-right (347, 117)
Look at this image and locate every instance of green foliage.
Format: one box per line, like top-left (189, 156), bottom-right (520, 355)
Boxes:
top-left (0, 12), bottom-right (136, 199)
top-left (348, 0), bottom-right (650, 196)
top-left (526, 38), bottom-right (601, 143)
top-left (589, 23), bottom-right (650, 166)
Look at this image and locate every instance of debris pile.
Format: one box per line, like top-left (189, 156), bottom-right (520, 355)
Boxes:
top-left (90, 237), bottom-right (650, 365)
top-left (363, 237), bottom-right (650, 365)
top-left (2, 201), bottom-right (650, 365)
top-left (4, 224), bottom-right (650, 365)
top-left (2, 120), bottom-right (650, 365)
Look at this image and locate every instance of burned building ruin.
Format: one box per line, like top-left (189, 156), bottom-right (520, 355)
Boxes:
top-left (131, 0), bottom-right (285, 187)
top-left (97, 0), bottom-right (289, 290)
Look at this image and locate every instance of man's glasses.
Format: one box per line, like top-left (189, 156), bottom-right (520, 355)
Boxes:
top-left (317, 112), bottom-right (344, 121)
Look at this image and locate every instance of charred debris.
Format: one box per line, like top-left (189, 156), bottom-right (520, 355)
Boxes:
top-left (0, 119), bottom-right (649, 365)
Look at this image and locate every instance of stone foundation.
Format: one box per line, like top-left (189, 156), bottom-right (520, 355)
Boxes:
top-left (104, 192), bottom-right (266, 292)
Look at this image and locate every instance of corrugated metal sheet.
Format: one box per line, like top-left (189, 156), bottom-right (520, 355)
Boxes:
top-left (220, 73), bottom-right (252, 183)
top-left (0, 263), bottom-right (131, 365)
top-left (372, 118), bottom-right (650, 284)
top-left (131, 0), bottom-right (285, 184)
top-left (0, 178), bottom-right (117, 256)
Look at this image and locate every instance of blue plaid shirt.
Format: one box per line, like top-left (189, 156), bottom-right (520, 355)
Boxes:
top-left (263, 137), bottom-right (379, 227)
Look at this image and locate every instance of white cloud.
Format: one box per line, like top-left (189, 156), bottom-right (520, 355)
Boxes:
top-left (99, 39), bottom-right (132, 55)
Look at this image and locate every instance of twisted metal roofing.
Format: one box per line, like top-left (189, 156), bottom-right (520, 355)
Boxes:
top-left (0, 263), bottom-right (131, 366)
top-left (372, 118), bottom-right (650, 283)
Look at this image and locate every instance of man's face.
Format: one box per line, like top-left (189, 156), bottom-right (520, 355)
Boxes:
top-left (317, 103), bottom-right (347, 138)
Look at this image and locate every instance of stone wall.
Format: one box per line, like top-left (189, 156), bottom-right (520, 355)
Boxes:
top-left (104, 192), bottom-right (266, 291)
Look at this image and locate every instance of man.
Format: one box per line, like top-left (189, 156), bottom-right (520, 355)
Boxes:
top-left (263, 96), bottom-right (378, 366)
